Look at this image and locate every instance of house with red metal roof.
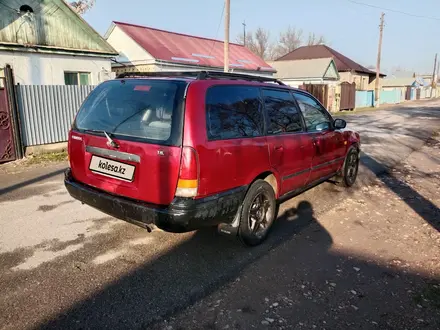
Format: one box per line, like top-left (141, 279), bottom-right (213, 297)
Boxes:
top-left (275, 45), bottom-right (386, 90)
top-left (104, 21), bottom-right (275, 76)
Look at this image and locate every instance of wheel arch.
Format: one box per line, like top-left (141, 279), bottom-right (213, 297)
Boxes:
top-left (251, 171), bottom-right (280, 198)
top-left (347, 131), bottom-right (361, 153)
top-left (349, 141), bottom-right (360, 152)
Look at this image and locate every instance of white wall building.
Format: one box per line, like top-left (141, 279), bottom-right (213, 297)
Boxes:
top-left (0, 51), bottom-right (113, 85)
top-left (0, 0), bottom-right (118, 85)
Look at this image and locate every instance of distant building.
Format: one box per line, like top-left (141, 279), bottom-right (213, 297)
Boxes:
top-left (0, 0), bottom-right (117, 85)
top-left (105, 21), bottom-right (275, 76)
top-left (274, 45), bottom-right (386, 90)
top-left (267, 58), bottom-right (340, 87)
top-left (381, 77), bottom-right (424, 89)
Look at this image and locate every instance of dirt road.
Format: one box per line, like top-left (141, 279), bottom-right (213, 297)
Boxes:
top-left (0, 100), bottom-right (439, 329)
top-left (154, 134), bottom-right (440, 330)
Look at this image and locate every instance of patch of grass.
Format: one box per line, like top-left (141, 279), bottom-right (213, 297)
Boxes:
top-left (25, 151), bottom-right (68, 165)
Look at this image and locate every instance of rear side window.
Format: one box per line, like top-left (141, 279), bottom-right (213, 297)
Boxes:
top-left (206, 85), bottom-right (264, 140)
top-left (262, 89), bottom-right (303, 135)
top-left (74, 79), bottom-right (187, 145)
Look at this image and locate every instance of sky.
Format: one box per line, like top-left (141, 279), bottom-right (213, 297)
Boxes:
top-left (83, 0), bottom-right (440, 74)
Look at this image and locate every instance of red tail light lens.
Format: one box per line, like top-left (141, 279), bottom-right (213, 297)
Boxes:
top-left (176, 147), bottom-right (199, 197)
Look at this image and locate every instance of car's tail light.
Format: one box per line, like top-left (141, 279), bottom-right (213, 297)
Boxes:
top-left (175, 147), bottom-right (199, 197)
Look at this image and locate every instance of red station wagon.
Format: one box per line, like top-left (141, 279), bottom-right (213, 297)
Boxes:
top-left (65, 71), bottom-right (360, 246)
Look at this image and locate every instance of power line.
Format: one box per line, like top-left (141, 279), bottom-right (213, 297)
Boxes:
top-left (208, 1), bottom-right (226, 57)
top-left (347, 0), bottom-right (440, 22)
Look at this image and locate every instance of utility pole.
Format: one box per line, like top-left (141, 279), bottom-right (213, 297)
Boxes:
top-left (436, 61), bottom-right (439, 97)
top-left (437, 60), bottom-right (439, 79)
top-left (224, 0), bottom-right (230, 72)
top-left (242, 20), bottom-right (246, 46)
top-left (375, 12), bottom-right (385, 107)
top-left (431, 53), bottom-right (437, 98)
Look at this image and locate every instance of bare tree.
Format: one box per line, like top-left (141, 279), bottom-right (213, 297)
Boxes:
top-left (237, 26), bottom-right (327, 60)
top-left (236, 32), bottom-right (254, 48)
top-left (236, 27), bottom-right (273, 60)
top-left (307, 32), bottom-right (326, 46)
top-left (237, 32), bottom-right (260, 57)
top-left (70, 0), bottom-right (96, 15)
top-left (273, 26), bottom-right (303, 59)
top-left (254, 28), bottom-right (272, 60)
top-left (280, 26), bottom-right (303, 52)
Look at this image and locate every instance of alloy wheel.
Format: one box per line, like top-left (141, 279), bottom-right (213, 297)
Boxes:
top-left (248, 192), bottom-right (273, 238)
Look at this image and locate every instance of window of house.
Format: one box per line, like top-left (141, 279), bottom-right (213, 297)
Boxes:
top-left (206, 85), bottom-right (264, 140)
top-left (293, 92), bottom-right (332, 132)
top-left (262, 89), bottom-right (303, 135)
top-left (362, 76), bottom-right (368, 90)
top-left (64, 72), bottom-right (91, 85)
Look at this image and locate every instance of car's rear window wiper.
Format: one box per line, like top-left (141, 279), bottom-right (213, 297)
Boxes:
top-left (83, 129), bottom-right (119, 148)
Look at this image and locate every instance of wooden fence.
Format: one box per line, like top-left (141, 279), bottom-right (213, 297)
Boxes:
top-left (299, 84), bottom-right (328, 108)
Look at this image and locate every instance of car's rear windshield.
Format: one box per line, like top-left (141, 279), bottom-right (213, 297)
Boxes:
top-left (73, 79), bottom-right (187, 146)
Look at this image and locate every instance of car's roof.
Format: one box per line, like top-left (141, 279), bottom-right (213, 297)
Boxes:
top-left (115, 76), bottom-right (300, 91)
top-left (115, 71), bottom-right (290, 87)
top-left (117, 77), bottom-right (195, 83)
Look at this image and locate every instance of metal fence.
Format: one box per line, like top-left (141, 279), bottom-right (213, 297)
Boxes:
top-left (355, 90), bottom-right (374, 108)
top-left (380, 89), bottom-right (402, 105)
top-left (16, 85), bottom-right (95, 146)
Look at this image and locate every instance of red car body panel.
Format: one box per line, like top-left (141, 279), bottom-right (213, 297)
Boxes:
top-left (307, 130), bottom-right (346, 183)
top-left (266, 133), bottom-right (315, 196)
top-left (184, 81), bottom-right (274, 198)
top-left (68, 130), bottom-right (182, 205)
top-left (67, 75), bottom-right (360, 233)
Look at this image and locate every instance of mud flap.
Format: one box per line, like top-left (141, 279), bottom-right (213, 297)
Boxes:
top-left (217, 206), bottom-right (242, 237)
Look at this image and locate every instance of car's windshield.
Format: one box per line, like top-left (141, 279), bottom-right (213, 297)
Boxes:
top-left (74, 79), bottom-right (187, 145)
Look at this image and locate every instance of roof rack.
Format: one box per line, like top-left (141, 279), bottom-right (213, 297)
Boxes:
top-left (116, 70), bottom-right (285, 85)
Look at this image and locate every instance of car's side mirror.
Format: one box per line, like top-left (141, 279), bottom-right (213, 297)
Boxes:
top-left (334, 118), bottom-right (347, 129)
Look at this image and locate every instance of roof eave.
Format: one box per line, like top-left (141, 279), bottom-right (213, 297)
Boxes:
top-left (60, 0), bottom-right (118, 54)
top-left (339, 68), bottom-right (386, 77)
top-left (0, 42), bottom-right (118, 57)
top-left (104, 22), bottom-right (116, 40)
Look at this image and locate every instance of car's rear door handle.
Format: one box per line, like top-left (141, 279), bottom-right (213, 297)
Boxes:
top-left (312, 138), bottom-right (320, 153)
top-left (275, 146), bottom-right (284, 151)
top-left (312, 137), bottom-right (321, 146)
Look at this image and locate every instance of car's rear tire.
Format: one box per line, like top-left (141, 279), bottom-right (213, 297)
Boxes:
top-left (238, 180), bottom-right (276, 246)
top-left (337, 146), bottom-right (359, 187)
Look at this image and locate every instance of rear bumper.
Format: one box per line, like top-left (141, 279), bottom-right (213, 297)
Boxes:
top-left (64, 169), bottom-right (246, 233)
